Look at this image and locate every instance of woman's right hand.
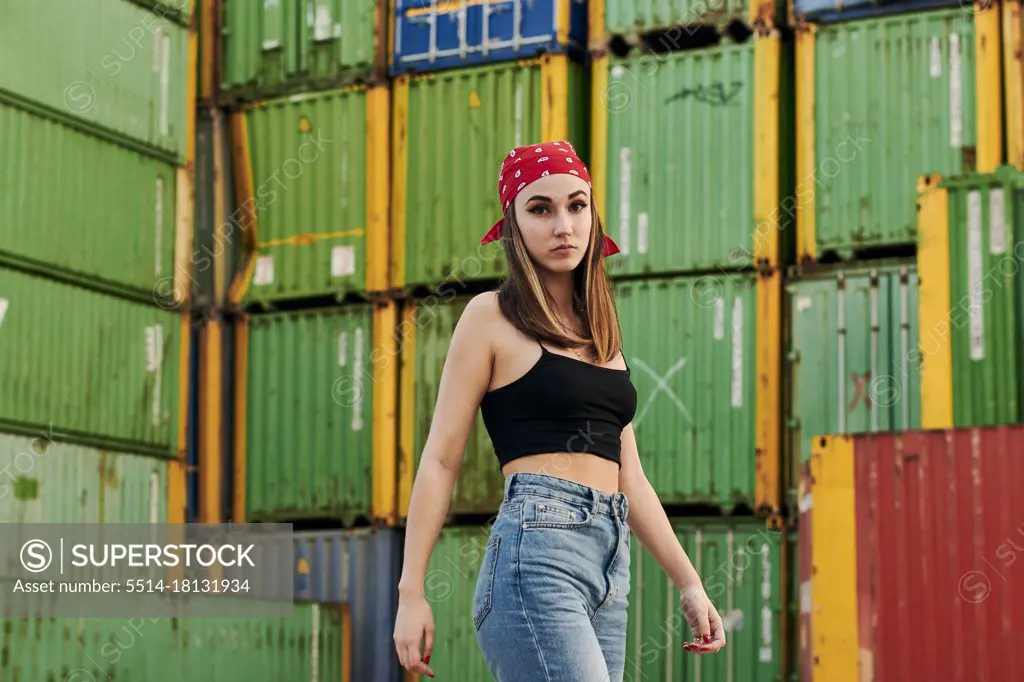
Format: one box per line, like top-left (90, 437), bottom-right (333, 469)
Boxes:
top-left (394, 592), bottom-right (436, 679)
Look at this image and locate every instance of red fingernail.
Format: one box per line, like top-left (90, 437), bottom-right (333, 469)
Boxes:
top-left (703, 634), bottom-right (711, 643)
top-left (424, 656), bottom-right (431, 664)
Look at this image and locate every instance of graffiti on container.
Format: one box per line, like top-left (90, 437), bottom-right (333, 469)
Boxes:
top-left (631, 357), bottom-right (692, 428)
top-left (0, 425), bottom-right (59, 501)
top-left (665, 81), bottom-right (744, 107)
top-left (848, 372), bottom-right (873, 411)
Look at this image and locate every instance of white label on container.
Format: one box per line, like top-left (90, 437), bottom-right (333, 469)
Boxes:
top-left (967, 190), bottom-right (984, 360)
top-left (149, 471), bottom-right (160, 524)
top-left (154, 177), bottom-right (164, 276)
top-left (514, 84), bottom-right (524, 147)
top-left (949, 33), bottom-right (963, 148)
top-left (799, 492), bottom-right (812, 512)
top-left (619, 147), bottom-right (631, 256)
top-left (989, 188), bottom-right (1006, 254)
top-left (760, 548), bottom-right (772, 661)
top-left (310, 603), bottom-right (320, 682)
top-left (0, 299), bottom-right (9, 330)
top-left (611, 65), bottom-right (626, 78)
top-left (637, 212), bottom-right (649, 254)
top-left (254, 256), bottom-right (275, 285)
top-left (351, 328), bottom-right (365, 432)
top-left (158, 30), bottom-right (171, 137)
top-left (332, 246), bottom-right (356, 278)
top-left (930, 37), bottom-right (942, 77)
top-left (731, 298), bottom-right (744, 408)
top-left (338, 332), bottom-right (348, 367)
top-left (796, 295), bottom-right (812, 312)
top-left (314, 4), bottom-right (332, 41)
top-left (721, 609), bottom-right (744, 631)
top-left (145, 324), bottom-right (164, 427)
top-left (800, 581), bottom-right (813, 614)
top-left (714, 297), bottom-right (726, 340)
top-left (262, 38), bottom-right (280, 50)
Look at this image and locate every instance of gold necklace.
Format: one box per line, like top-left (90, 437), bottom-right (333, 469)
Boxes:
top-left (556, 317), bottom-right (592, 364)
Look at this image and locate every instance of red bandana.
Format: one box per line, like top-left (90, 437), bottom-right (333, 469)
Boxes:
top-left (479, 141), bottom-right (621, 257)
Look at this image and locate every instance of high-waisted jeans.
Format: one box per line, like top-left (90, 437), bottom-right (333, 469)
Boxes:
top-left (473, 472), bottom-right (632, 682)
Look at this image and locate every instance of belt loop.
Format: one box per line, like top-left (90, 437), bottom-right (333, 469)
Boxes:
top-left (504, 474), bottom-right (513, 499)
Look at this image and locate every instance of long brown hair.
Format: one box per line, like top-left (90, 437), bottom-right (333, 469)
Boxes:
top-left (494, 201), bottom-right (623, 364)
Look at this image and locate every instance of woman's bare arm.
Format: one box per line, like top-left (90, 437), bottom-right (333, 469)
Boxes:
top-left (397, 292), bottom-right (498, 597)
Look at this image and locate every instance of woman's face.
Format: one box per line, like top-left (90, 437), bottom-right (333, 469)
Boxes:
top-left (513, 173), bottom-right (593, 273)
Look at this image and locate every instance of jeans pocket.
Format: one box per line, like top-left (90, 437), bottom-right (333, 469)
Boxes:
top-left (521, 496), bottom-right (592, 530)
top-left (472, 535), bottom-right (500, 630)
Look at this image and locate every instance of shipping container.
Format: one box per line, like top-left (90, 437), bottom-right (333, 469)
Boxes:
top-left (799, 428), bottom-right (1024, 682)
top-left (785, 262), bottom-right (921, 502)
top-left (0, 102), bottom-right (179, 301)
top-left (0, 0), bottom-right (191, 161)
top-left (591, 0), bottom-right (782, 49)
top-left (391, 0), bottom-right (587, 76)
top-left (917, 166), bottom-right (1024, 428)
top-left (795, 6), bottom-right (1004, 261)
top-left (0, 603), bottom-right (348, 682)
top-left (614, 271), bottom-right (782, 512)
top-left (626, 518), bottom-right (787, 682)
top-left (229, 86), bottom-right (390, 306)
top-left (0, 267), bottom-right (183, 455)
top-left (391, 54), bottom-right (588, 292)
top-left (194, 106), bottom-right (243, 310)
top-left (1007, 0), bottom-right (1024, 171)
top-left (416, 525), bottom-right (499, 681)
top-left (398, 295), bottom-right (507, 517)
top-left (793, 0), bottom-right (963, 23)
top-left (241, 301), bottom-right (398, 524)
top-left (292, 528), bottom-right (403, 682)
top-left (220, 0), bottom-right (385, 103)
top-left (591, 35), bottom-right (794, 275)
top-left (0, 432), bottom-right (168, 524)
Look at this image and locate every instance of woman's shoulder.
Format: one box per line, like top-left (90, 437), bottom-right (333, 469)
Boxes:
top-left (454, 291), bottom-right (505, 338)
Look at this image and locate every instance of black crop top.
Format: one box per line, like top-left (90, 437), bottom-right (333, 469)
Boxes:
top-left (480, 339), bottom-right (638, 468)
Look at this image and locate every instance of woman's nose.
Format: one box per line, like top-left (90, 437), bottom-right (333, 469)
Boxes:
top-left (553, 209), bottom-right (573, 235)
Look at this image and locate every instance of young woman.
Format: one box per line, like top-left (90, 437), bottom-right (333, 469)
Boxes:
top-left (393, 141), bottom-right (726, 681)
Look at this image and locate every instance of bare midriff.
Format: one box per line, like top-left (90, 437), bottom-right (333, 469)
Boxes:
top-left (501, 452), bottom-right (620, 495)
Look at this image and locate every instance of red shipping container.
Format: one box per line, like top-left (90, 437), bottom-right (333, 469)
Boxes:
top-left (799, 426), bottom-right (1024, 682)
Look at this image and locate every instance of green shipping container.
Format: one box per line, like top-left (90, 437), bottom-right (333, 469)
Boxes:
top-left (1, 603), bottom-right (346, 682)
top-left (403, 295), bottom-right (506, 516)
top-left (786, 262), bottom-right (921, 499)
top-left (241, 87), bottom-right (388, 304)
top-left (919, 166), bottom-right (1024, 427)
top-left (614, 273), bottom-right (758, 510)
top-left (0, 0), bottom-right (190, 161)
top-left (245, 304), bottom-right (374, 523)
top-left (801, 9), bottom-right (985, 258)
top-left (600, 38), bottom-right (794, 275)
top-left (0, 268), bottom-right (181, 454)
top-left (393, 56), bottom-right (589, 291)
top-left (627, 519), bottom-right (786, 682)
top-left (0, 433), bottom-right (168, 524)
top-left (221, 0), bottom-right (381, 102)
top-left (419, 526), bottom-right (498, 681)
top-left (0, 102), bottom-right (178, 301)
top-left (600, 0), bottom-right (752, 40)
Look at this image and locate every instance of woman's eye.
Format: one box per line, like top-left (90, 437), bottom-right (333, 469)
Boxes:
top-left (571, 202), bottom-right (588, 212)
top-left (529, 205), bottom-right (550, 215)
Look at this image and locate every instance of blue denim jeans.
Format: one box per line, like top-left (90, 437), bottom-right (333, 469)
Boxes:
top-left (473, 472), bottom-right (632, 682)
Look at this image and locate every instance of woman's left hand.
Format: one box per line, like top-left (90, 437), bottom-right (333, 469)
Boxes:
top-left (679, 585), bottom-right (727, 654)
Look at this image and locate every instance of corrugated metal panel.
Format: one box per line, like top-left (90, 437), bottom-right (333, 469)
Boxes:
top-left (395, 57), bottom-right (588, 290)
top-left (786, 262), bottom-right (921, 500)
top-left (391, 0), bottom-right (587, 76)
top-left (943, 167), bottom-right (1024, 426)
top-left (0, 433), bottom-right (167, 524)
top-left (802, 428), bottom-right (1024, 682)
top-left (602, 0), bottom-right (752, 38)
top-left (220, 0), bottom-right (379, 102)
top-left (242, 88), bottom-right (374, 304)
top-left (245, 304), bottom-right (374, 522)
top-left (0, 101), bottom-right (178, 301)
top-left (615, 274), bottom-right (758, 510)
top-left (0, 268), bottom-right (181, 454)
top-left (0, 0), bottom-right (189, 160)
top-left (405, 296), bottom-right (506, 516)
top-left (292, 528), bottom-right (403, 682)
top-left (602, 44), bottom-right (759, 276)
top-left (794, 0), bottom-right (962, 23)
top-left (419, 526), bottom-right (497, 681)
top-left (807, 9), bottom-right (979, 258)
top-left (626, 518), bottom-right (786, 681)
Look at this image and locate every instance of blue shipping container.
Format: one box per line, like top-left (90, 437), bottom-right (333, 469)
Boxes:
top-left (793, 0), bottom-right (961, 23)
top-left (391, 0), bottom-right (587, 75)
top-left (292, 529), bottom-right (403, 682)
